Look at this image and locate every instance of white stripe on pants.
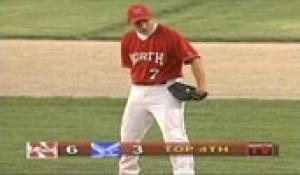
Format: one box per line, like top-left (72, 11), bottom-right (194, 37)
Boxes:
top-left (119, 83), bottom-right (195, 175)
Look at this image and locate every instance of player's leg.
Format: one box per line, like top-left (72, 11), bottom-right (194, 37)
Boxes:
top-left (148, 87), bottom-right (195, 175)
top-left (119, 86), bottom-right (154, 175)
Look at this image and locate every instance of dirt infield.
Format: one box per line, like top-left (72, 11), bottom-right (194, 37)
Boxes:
top-left (0, 40), bottom-right (299, 99)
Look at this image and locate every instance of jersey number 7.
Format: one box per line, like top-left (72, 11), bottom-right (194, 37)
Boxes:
top-left (149, 68), bottom-right (159, 80)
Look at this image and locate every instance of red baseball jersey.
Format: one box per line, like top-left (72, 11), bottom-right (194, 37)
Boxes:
top-left (121, 24), bottom-right (200, 85)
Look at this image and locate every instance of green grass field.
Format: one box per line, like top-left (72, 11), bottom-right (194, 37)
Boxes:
top-left (0, 97), bottom-right (299, 174)
top-left (0, 0), bottom-right (299, 41)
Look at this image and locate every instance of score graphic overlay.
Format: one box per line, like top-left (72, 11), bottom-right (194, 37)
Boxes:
top-left (26, 141), bottom-right (279, 159)
top-left (122, 141), bottom-right (279, 156)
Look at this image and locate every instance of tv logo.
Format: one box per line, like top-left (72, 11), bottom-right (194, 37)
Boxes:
top-left (248, 143), bottom-right (277, 156)
top-left (26, 142), bottom-right (58, 159)
top-left (90, 142), bottom-right (120, 158)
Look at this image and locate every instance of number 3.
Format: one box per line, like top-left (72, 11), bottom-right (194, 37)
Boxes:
top-left (149, 68), bottom-right (159, 80)
top-left (132, 144), bottom-right (143, 155)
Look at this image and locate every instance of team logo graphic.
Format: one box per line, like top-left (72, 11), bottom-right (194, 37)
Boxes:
top-left (90, 142), bottom-right (120, 158)
top-left (26, 142), bottom-right (58, 159)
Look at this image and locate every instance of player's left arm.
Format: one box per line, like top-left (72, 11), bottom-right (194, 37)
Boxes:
top-left (190, 57), bottom-right (207, 93)
top-left (172, 30), bottom-right (207, 94)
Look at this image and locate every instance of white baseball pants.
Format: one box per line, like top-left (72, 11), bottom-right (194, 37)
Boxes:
top-left (119, 81), bottom-right (195, 175)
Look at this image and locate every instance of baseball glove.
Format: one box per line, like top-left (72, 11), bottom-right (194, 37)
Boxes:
top-left (167, 82), bottom-right (208, 101)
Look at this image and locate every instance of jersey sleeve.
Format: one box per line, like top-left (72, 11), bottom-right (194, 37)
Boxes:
top-left (121, 36), bottom-right (132, 68)
top-left (172, 31), bottom-right (200, 64)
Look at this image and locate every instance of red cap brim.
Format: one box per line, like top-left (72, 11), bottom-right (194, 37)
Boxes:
top-left (129, 15), bottom-right (151, 24)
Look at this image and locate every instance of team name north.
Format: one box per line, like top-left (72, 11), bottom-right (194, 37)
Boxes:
top-left (130, 52), bottom-right (164, 66)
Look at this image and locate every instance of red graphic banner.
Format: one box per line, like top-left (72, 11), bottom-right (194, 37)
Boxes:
top-left (26, 141), bottom-right (279, 159)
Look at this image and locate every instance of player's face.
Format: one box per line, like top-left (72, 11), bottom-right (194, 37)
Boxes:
top-left (133, 19), bottom-right (152, 35)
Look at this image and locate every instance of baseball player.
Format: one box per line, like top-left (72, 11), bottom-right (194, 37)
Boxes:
top-left (119, 3), bottom-right (207, 175)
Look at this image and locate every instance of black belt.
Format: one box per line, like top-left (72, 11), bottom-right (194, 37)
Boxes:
top-left (134, 81), bottom-right (167, 86)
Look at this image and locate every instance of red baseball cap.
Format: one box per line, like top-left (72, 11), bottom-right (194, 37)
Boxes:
top-left (126, 3), bottom-right (152, 24)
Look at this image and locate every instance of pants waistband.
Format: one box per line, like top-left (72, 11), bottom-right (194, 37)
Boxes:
top-left (133, 78), bottom-right (183, 87)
